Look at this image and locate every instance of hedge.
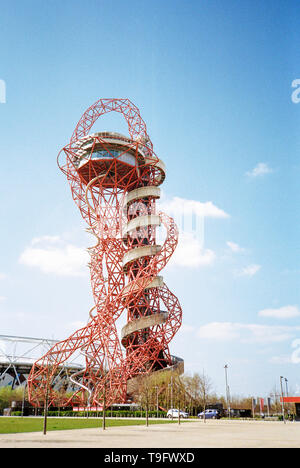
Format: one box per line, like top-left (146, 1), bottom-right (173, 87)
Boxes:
top-left (11, 410), bottom-right (167, 418)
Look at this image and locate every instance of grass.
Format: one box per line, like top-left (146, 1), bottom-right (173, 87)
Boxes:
top-left (0, 417), bottom-right (186, 434)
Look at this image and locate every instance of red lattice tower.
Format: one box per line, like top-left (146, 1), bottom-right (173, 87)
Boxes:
top-left (28, 98), bottom-right (183, 408)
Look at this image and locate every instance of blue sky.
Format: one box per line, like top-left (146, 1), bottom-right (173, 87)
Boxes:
top-left (0, 0), bottom-right (300, 399)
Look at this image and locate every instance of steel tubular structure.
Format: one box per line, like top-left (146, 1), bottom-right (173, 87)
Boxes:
top-left (28, 98), bottom-right (183, 408)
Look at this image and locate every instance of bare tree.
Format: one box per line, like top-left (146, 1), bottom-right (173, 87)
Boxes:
top-left (198, 372), bottom-right (213, 423)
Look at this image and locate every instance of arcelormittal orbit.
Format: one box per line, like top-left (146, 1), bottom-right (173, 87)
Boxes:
top-left (28, 99), bottom-right (183, 408)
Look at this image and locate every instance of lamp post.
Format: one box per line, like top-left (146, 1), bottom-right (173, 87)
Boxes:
top-left (280, 376), bottom-right (286, 424)
top-left (224, 365), bottom-right (231, 419)
top-left (284, 378), bottom-right (290, 420)
top-left (284, 378), bottom-right (289, 397)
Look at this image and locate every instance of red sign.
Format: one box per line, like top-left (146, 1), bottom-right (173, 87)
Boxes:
top-left (259, 398), bottom-right (264, 412)
top-left (280, 397), bottom-right (300, 403)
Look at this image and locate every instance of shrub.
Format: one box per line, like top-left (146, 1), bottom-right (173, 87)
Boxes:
top-left (29, 409), bottom-right (167, 418)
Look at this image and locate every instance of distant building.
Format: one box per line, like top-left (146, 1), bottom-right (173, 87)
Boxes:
top-left (0, 335), bottom-right (83, 390)
top-left (281, 397), bottom-right (300, 420)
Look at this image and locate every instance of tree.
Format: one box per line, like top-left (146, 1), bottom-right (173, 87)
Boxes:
top-left (0, 386), bottom-right (25, 413)
top-left (198, 372), bottom-right (213, 422)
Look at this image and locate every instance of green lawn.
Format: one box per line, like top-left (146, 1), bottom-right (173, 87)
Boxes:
top-left (0, 417), bottom-right (184, 434)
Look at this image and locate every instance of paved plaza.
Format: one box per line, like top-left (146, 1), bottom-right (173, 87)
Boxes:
top-left (0, 419), bottom-right (299, 448)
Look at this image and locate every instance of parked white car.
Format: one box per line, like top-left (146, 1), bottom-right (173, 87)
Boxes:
top-left (167, 409), bottom-right (189, 419)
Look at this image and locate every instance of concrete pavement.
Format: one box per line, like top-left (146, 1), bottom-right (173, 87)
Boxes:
top-left (0, 419), bottom-right (300, 448)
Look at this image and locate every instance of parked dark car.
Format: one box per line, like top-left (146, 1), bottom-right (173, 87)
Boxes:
top-left (198, 409), bottom-right (220, 419)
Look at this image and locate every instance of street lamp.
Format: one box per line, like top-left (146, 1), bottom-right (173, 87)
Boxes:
top-left (280, 376), bottom-right (286, 424)
top-left (224, 365), bottom-right (231, 419)
top-left (284, 378), bottom-right (289, 397)
top-left (284, 378), bottom-right (290, 420)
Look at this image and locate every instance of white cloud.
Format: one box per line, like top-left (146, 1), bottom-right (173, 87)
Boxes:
top-left (197, 321), bottom-right (300, 344)
top-left (156, 194), bottom-right (228, 269)
top-left (197, 322), bottom-right (240, 341)
top-left (226, 241), bottom-right (245, 253)
top-left (0, 296), bottom-right (7, 302)
top-left (31, 235), bottom-right (61, 245)
top-left (19, 236), bottom-right (89, 277)
top-left (238, 264), bottom-right (261, 277)
top-left (259, 305), bottom-right (300, 320)
top-left (245, 324), bottom-right (293, 343)
top-left (246, 162), bottom-right (273, 178)
top-left (168, 232), bottom-right (216, 268)
top-left (0, 273), bottom-right (7, 280)
top-left (291, 339), bottom-right (300, 364)
top-left (158, 196), bottom-right (229, 220)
